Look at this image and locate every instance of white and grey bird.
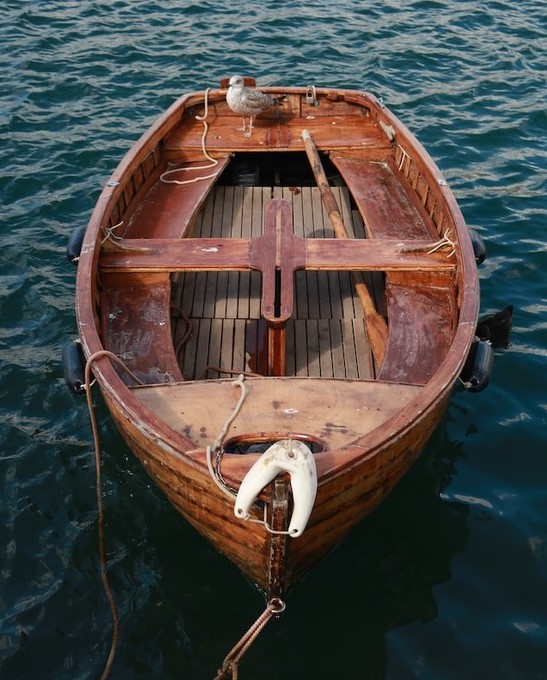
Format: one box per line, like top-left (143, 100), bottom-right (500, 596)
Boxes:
top-left (226, 75), bottom-right (285, 137)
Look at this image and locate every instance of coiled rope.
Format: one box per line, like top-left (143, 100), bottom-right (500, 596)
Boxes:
top-left (160, 88), bottom-right (219, 185)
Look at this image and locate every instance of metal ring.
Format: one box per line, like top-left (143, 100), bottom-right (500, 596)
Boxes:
top-left (268, 597), bottom-right (286, 614)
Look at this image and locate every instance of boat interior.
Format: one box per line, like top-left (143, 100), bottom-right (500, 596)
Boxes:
top-left (97, 95), bottom-right (459, 401)
top-left (171, 177), bottom-right (380, 383)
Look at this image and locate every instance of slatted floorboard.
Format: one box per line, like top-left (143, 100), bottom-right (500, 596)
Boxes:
top-left (171, 186), bottom-right (379, 380)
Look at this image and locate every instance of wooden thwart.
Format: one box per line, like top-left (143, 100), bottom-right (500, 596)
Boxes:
top-left (99, 236), bottom-right (453, 273)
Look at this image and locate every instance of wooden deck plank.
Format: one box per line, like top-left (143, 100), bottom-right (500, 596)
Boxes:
top-left (324, 190), bottom-right (346, 319)
top-left (192, 187), bottom-right (215, 321)
top-left (224, 187), bottom-right (241, 320)
top-left (232, 320), bottom-right (246, 374)
top-left (203, 187), bottom-right (224, 319)
top-left (285, 320), bottom-right (295, 376)
top-left (318, 319), bottom-right (333, 377)
top-left (306, 320), bottom-right (321, 377)
top-left (193, 318), bottom-right (211, 380)
top-left (207, 319), bottom-right (223, 376)
top-left (330, 321), bottom-right (347, 378)
top-left (306, 189), bottom-right (324, 319)
top-left (248, 188), bottom-right (263, 319)
top-left (181, 313), bottom-right (199, 379)
top-left (291, 188), bottom-right (310, 320)
top-left (340, 319), bottom-right (359, 380)
top-left (217, 191), bottom-right (234, 317)
top-left (353, 319), bottom-right (374, 379)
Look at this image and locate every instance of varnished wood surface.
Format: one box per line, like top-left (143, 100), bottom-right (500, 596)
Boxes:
top-left (332, 156), bottom-right (438, 239)
top-left (122, 158), bottom-right (230, 239)
top-left (378, 272), bottom-right (457, 383)
top-left (75, 85), bottom-right (481, 595)
top-left (99, 234), bottom-right (454, 273)
top-left (164, 93), bottom-right (392, 161)
top-left (131, 378), bottom-right (423, 455)
top-left (101, 272), bottom-right (182, 384)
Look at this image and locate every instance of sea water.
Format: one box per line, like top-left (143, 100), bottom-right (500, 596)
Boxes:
top-left (1, 2), bottom-right (546, 678)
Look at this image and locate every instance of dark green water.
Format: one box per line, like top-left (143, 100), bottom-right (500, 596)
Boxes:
top-left (1, 2), bottom-right (546, 678)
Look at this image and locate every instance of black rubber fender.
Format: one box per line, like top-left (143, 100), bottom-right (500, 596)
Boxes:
top-left (66, 226), bottom-right (86, 265)
top-left (62, 340), bottom-right (86, 395)
top-left (468, 228), bottom-right (486, 265)
top-left (460, 339), bottom-right (494, 392)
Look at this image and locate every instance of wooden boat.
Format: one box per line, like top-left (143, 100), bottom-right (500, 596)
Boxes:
top-left (73, 78), bottom-right (481, 602)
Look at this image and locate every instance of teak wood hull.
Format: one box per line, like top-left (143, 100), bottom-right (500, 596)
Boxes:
top-left (75, 82), bottom-right (479, 598)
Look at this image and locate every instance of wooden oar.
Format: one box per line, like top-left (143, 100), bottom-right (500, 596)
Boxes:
top-left (301, 129), bottom-right (388, 366)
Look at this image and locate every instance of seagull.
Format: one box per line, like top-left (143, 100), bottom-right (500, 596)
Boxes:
top-left (226, 75), bottom-right (285, 137)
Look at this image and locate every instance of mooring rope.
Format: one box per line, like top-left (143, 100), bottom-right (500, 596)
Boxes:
top-left (160, 87), bottom-right (219, 185)
top-left (213, 598), bottom-right (286, 680)
top-left (83, 350), bottom-right (144, 679)
top-left (205, 374), bottom-right (248, 499)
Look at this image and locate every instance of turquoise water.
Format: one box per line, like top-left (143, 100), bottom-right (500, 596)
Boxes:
top-left (1, 1), bottom-right (546, 678)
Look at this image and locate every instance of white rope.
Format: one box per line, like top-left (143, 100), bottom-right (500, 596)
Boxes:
top-left (402, 228), bottom-right (456, 258)
top-left (100, 220), bottom-right (124, 244)
top-left (160, 88), bottom-right (219, 185)
top-left (206, 374), bottom-right (247, 499)
top-left (426, 229), bottom-right (456, 257)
